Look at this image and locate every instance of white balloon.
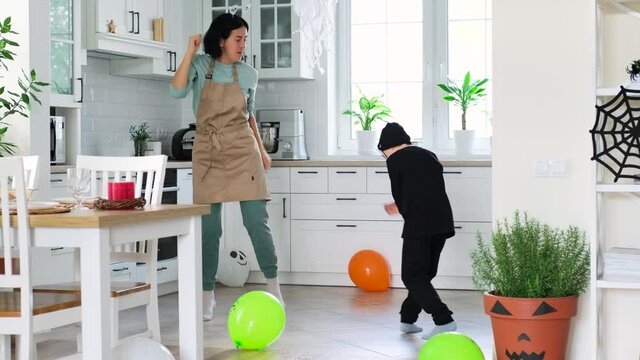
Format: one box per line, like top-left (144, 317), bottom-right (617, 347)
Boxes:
top-left (112, 337), bottom-right (175, 360)
top-left (216, 248), bottom-right (250, 287)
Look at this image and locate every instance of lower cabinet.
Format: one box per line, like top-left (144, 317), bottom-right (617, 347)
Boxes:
top-left (290, 220), bottom-right (403, 274)
top-left (31, 247), bottom-right (74, 286)
top-left (438, 222), bottom-right (492, 278)
top-left (223, 194), bottom-right (291, 272)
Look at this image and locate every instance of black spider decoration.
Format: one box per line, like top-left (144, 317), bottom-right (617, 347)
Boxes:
top-left (626, 60), bottom-right (640, 81)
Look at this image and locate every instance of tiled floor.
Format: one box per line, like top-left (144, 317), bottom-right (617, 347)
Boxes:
top-left (36, 284), bottom-right (494, 359)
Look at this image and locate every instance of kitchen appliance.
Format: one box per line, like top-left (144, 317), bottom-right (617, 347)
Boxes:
top-left (257, 109), bottom-right (308, 160)
top-left (50, 116), bottom-right (66, 164)
top-left (171, 123), bottom-right (195, 160)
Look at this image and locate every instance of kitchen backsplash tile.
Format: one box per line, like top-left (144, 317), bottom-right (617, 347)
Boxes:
top-left (81, 57), bottom-right (182, 156)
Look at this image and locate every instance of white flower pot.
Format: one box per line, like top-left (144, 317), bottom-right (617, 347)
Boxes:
top-left (454, 129), bottom-right (475, 155)
top-left (356, 130), bottom-right (380, 155)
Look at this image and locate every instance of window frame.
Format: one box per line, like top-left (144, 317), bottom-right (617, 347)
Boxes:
top-left (336, 0), bottom-right (491, 155)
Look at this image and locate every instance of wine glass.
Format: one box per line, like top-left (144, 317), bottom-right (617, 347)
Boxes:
top-left (67, 168), bottom-right (91, 211)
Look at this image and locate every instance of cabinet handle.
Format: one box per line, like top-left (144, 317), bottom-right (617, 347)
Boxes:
top-left (134, 12), bottom-right (140, 34)
top-left (242, 55), bottom-right (247, 63)
top-left (297, 171), bottom-right (318, 174)
top-left (282, 197), bottom-right (286, 218)
top-left (50, 247), bottom-right (64, 251)
top-left (166, 51), bottom-right (172, 71)
top-left (336, 171), bottom-right (357, 174)
top-left (50, 179), bottom-right (64, 183)
top-left (253, 55), bottom-right (256, 68)
top-left (112, 267), bottom-right (129, 272)
top-left (454, 226), bottom-right (462, 229)
top-left (336, 197), bottom-right (357, 201)
top-left (375, 171), bottom-right (388, 174)
top-left (336, 224), bottom-right (357, 228)
top-left (157, 266), bottom-right (168, 271)
top-left (77, 77), bottom-right (83, 102)
top-left (444, 171), bottom-right (463, 174)
top-left (129, 11), bottom-right (135, 33)
top-left (172, 52), bottom-right (177, 72)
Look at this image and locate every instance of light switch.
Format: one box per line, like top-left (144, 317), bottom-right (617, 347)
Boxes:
top-left (549, 160), bottom-right (569, 176)
top-left (533, 160), bottom-right (550, 177)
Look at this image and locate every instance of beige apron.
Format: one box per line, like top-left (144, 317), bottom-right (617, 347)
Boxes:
top-left (192, 59), bottom-right (269, 204)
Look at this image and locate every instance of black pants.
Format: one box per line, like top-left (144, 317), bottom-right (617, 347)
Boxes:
top-left (400, 234), bottom-right (454, 325)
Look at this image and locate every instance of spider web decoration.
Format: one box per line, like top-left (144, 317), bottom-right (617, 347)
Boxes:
top-left (591, 86), bottom-right (640, 182)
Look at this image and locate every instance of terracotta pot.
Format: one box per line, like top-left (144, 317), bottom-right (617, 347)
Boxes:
top-left (483, 292), bottom-right (578, 360)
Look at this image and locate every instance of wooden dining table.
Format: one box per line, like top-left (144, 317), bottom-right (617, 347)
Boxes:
top-left (18, 204), bottom-right (209, 359)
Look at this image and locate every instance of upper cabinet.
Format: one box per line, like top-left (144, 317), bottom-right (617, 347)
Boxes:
top-left (251, 0), bottom-right (313, 80)
top-left (202, 0), bottom-right (314, 80)
top-left (85, 0), bottom-right (171, 59)
top-left (50, 0), bottom-right (83, 107)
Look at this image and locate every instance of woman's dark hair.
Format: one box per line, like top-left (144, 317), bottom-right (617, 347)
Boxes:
top-left (203, 13), bottom-right (249, 58)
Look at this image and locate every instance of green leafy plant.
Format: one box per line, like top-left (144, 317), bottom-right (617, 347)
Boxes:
top-left (342, 89), bottom-right (392, 131)
top-left (626, 59), bottom-right (640, 81)
top-left (129, 122), bottom-right (151, 142)
top-left (437, 71), bottom-right (488, 131)
top-left (471, 211), bottom-right (590, 298)
top-left (0, 16), bottom-right (49, 156)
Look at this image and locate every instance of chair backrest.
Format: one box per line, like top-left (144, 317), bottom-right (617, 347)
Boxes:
top-left (76, 155), bottom-right (168, 263)
top-left (8, 155), bottom-right (39, 190)
top-left (0, 157), bottom-right (33, 323)
top-left (76, 155), bottom-right (167, 206)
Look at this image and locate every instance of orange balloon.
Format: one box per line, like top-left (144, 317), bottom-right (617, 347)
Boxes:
top-left (348, 250), bottom-right (390, 292)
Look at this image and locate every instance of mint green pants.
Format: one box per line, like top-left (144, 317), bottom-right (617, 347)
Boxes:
top-left (202, 200), bottom-right (278, 291)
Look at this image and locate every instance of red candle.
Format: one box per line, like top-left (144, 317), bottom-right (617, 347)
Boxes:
top-left (108, 181), bottom-right (135, 200)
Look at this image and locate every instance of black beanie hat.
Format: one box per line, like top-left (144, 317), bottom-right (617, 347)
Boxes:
top-left (377, 122), bottom-right (411, 151)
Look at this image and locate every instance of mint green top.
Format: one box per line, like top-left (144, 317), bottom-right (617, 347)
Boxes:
top-left (169, 54), bottom-right (259, 117)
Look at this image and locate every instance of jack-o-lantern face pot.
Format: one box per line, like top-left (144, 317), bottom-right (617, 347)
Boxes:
top-left (483, 292), bottom-right (578, 360)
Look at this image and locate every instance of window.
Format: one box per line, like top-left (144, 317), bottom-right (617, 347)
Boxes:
top-left (338, 0), bottom-right (492, 154)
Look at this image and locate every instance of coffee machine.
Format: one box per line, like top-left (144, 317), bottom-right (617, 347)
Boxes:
top-left (257, 109), bottom-right (308, 160)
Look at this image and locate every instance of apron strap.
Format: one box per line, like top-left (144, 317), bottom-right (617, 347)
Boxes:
top-left (232, 63), bottom-right (239, 83)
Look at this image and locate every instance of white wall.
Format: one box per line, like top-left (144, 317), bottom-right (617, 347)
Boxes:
top-left (493, 0), bottom-right (595, 359)
top-left (81, 57), bottom-right (182, 156)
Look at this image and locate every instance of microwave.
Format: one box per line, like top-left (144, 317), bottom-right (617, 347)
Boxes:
top-left (50, 116), bottom-right (65, 164)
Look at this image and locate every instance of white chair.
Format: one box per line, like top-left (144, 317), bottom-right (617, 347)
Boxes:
top-left (8, 155), bottom-right (38, 197)
top-left (0, 156), bottom-right (81, 360)
top-left (34, 155), bottom-right (168, 347)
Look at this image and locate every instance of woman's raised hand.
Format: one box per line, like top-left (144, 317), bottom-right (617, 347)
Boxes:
top-left (187, 34), bottom-right (203, 55)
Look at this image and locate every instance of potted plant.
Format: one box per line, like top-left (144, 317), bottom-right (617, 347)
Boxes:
top-left (471, 211), bottom-right (590, 360)
top-left (342, 89), bottom-right (392, 155)
top-left (0, 16), bottom-right (49, 156)
top-left (437, 71), bottom-right (488, 155)
top-left (129, 122), bottom-right (151, 156)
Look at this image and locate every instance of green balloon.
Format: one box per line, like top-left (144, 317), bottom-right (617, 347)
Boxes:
top-left (419, 332), bottom-right (485, 360)
top-left (227, 290), bottom-right (286, 350)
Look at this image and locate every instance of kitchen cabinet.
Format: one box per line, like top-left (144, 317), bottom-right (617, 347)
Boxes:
top-left (109, 0), bottom-right (182, 79)
top-left (177, 168), bottom-right (193, 204)
top-left (86, 0), bottom-right (171, 59)
top-left (50, 0), bottom-right (83, 107)
top-left (202, 0), bottom-right (314, 80)
top-left (251, 0), bottom-right (314, 80)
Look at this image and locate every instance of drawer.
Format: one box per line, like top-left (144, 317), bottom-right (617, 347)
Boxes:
top-left (438, 222), bottom-right (492, 278)
top-left (136, 258), bottom-right (178, 284)
top-left (110, 261), bottom-right (137, 282)
top-left (291, 220), bottom-right (403, 274)
top-left (443, 167), bottom-right (491, 222)
top-left (177, 168), bottom-right (193, 181)
top-left (291, 167), bottom-right (328, 193)
top-left (366, 167), bottom-right (390, 193)
top-left (291, 193), bottom-right (399, 221)
top-left (328, 167), bottom-right (366, 193)
top-left (266, 167), bottom-right (290, 193)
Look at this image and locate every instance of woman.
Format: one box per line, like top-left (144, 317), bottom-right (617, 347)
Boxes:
top-left (169, 13), bottom-right (283, 321)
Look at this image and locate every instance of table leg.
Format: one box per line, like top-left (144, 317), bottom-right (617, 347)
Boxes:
top-left (80, 228), bottom-right (112, 359)
top-left (178, 216), bottom-right (203, 360)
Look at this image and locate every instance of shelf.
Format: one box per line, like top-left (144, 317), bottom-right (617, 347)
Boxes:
top-left (596, 184), bottom-right (640, 192)
top-left (597, 273), bottom-right (640, 289)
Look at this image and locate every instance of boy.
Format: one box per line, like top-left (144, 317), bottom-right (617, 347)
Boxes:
top-left (378, 122), bottom-right (457, 340)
